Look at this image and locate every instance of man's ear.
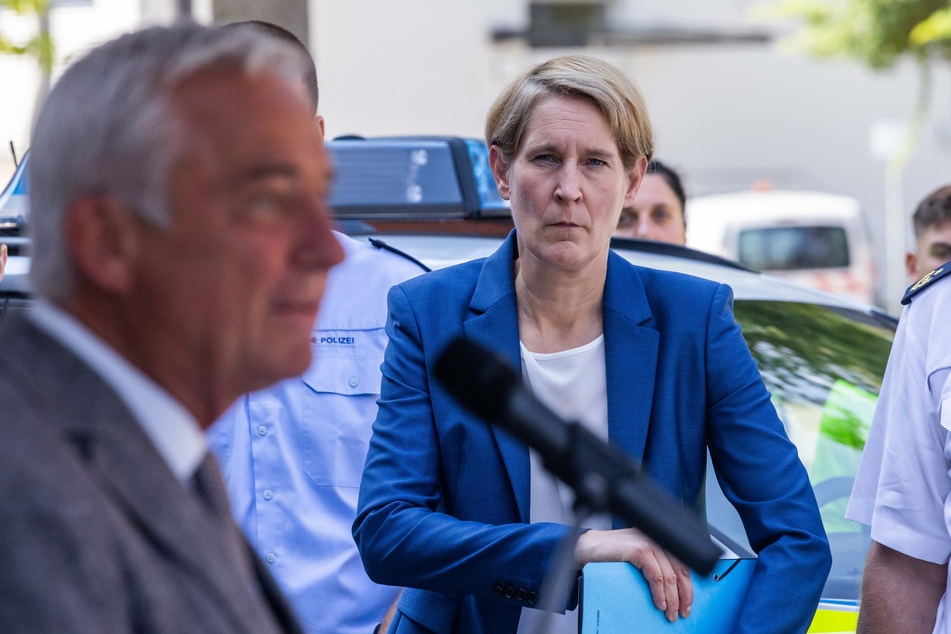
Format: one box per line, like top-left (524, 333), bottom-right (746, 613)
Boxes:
top-left (622, 156), bottom-right (648, 208)
top-left (63, 195), bottom-right (142, 294)
top-left (489, 144), bottom-right (511, 200)
top-left (906, 251), bottom-right (918, 281)
top-left (315, 114), bottom-right (325, 142)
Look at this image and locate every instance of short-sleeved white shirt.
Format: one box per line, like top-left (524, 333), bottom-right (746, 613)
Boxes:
top-left (846, 276), bottom-right (951, 631)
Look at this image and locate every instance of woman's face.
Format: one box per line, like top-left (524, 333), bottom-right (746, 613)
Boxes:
top-left (614, 173), bottom-right (686, 245)
top-left (490, 95), bottom-right (645, 274)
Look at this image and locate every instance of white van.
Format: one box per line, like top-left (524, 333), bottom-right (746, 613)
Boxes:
top-left (686, 190), bottom-right (877, 305)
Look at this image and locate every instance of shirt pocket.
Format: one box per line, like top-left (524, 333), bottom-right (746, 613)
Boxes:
top-left (299, 328), bottom-right (387, 488)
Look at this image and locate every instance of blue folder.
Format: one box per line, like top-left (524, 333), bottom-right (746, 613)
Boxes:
top-left (580, 558), bottom-right (755, 633)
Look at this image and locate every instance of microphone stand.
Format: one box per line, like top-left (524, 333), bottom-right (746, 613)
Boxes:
top-left (531, 472), bottom-right (612, 634)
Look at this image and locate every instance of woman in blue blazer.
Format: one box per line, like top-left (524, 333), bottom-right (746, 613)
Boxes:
top-left (354, 55), bottom-right (831, 634)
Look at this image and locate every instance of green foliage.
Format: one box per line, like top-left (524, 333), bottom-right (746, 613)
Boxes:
top-left (0, 0), bottom-right (53, 75)
top-left (767, 0), bottom-right (951, 68)
top-left (910, 5), bottom-right (951, 58)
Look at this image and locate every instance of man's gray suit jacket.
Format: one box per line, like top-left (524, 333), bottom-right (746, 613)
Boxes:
top-left (0, 314), bottom-right (303, 633)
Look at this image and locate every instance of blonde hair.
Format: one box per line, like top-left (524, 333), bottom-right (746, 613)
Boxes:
top-left (485, 55), bottom-right (653, 171)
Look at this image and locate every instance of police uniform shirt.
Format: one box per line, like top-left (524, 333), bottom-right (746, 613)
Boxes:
top-left (207, 232), bottom-right (424, 634)
top-left (846, 269), bottom-right (951, 631)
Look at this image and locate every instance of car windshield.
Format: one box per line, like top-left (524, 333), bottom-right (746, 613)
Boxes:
top-left (707, 299), bottom-right (894, 601)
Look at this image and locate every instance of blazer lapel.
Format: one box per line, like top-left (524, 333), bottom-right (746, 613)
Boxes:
top-left (461, 232), bottom-right (530, 523)
top-left (603, 252), bottom-right (658, 475)
top-left (85, 414), bottom-right (273, 633)
top-left (8, 318), bottom-right (280, 633)
top-left (456, 241), bottom-right (661, 527)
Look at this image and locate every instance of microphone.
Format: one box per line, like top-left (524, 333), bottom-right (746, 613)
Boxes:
top-left (434, 336), bottom-right (721, 576)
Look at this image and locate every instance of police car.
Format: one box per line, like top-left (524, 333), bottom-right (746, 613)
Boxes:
top-left (0, 138), bottom-right (896, 633)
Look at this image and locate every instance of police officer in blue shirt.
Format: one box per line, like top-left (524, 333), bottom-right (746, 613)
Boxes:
top-left (207, 21), bottom-right (425, 634)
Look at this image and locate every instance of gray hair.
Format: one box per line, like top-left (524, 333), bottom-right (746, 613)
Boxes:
top-left (29, 22), bottom-right (308, 300)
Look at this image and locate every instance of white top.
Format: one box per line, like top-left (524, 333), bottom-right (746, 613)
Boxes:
top-left (846, 277), bottom-right (951, 632)
top-left (517, 335), bottom-right (612, 634)
top-left (30, 299), bottom-right (205, 482)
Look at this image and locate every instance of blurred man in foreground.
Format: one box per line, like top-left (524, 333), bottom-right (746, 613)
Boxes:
top-left (208, 20), bottom-right (422, 634)
top-left (905, 185), bottom-right (951, 282)
top-left (0, 23), bottom-right (343, 632)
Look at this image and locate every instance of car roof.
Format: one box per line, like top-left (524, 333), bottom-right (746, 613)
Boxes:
top-left (364, 232), bottom-right (896, 327)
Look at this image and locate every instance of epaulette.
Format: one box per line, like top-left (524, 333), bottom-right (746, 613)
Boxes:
top-left (902, 261), bottom-right (951, 305)
top-left (368, 238), bottom-right (431, 273)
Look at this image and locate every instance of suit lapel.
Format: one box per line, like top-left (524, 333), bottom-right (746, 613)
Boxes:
top-left (461, 233), bottom-right (530, 523)
top-left (603, 252), bottom-right (658, 472)
top-left (85, 412), bottom-right (273, 633)
top-left (5, 317), bottom-right (285, 633)
top-left (458, 240), bottom-right (661, 526)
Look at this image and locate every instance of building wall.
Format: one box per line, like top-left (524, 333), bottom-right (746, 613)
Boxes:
top-left (0, 0), bottom-right (143, 182)
top-left (310, 0), bottom-right (951, 311)
top-left (3, 0), bottom-right (949, 310)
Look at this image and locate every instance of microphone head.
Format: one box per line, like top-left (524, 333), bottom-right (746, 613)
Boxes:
top-left (434, 337), bottom-right (520, 423)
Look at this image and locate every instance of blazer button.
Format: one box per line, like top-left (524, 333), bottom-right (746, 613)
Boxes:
top-left (504, 586), bottom-right (516, 599)
top-left (492, 584), bottom-right (504, 597)
top-left (516, 588), bottom-right (527, 601)
top-left (528, 591), bottom-right (539, 605)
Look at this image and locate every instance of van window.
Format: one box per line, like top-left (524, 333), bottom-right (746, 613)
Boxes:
top-left (738, 226), bottom-right (850, 270)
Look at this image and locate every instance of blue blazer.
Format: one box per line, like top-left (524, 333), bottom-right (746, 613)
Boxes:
top-left (354, 232), bottom-right (831, 634)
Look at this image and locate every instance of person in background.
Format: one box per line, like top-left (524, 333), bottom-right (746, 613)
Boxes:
top-left (0, 23), bottom-right (345, 633)
top-left (845, 264), bottom-right (951, 632)
top-left (905, 185), bottom-right (951, 282)
top-left (0, 243), bottom-right (6, 282)
top-left (207, 20), bottom-right (422, 634)
top-left (613, 159), bottom-right (686, 245)
top-left (354, 54), bottom-right (830, 634)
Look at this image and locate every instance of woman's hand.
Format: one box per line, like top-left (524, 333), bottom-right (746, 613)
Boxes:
top-left (575, 527), bottom-right (693, 623)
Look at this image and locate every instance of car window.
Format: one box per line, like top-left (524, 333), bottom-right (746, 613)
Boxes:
top-left (706, 300), bottom-right (894, 601)
top-left (738, 226), bottom-right (850, 270)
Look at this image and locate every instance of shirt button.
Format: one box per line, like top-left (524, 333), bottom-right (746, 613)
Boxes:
top-left (504, 586), bottom-right (515, 599)
top-left (492, 584), bottom-right (504, 597)
top-left (528, 591), bottom-right (539, 605)
top-left (265, 553), bottom-right (276, 563)
top-left (516, 588), bottom-right (527, 601)
top-left (257, 425), bottom-right (268, 436)
top-left (263, 489), bottom-right (273, 500)
top-left (349, 376), bottom-right (359, 387)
